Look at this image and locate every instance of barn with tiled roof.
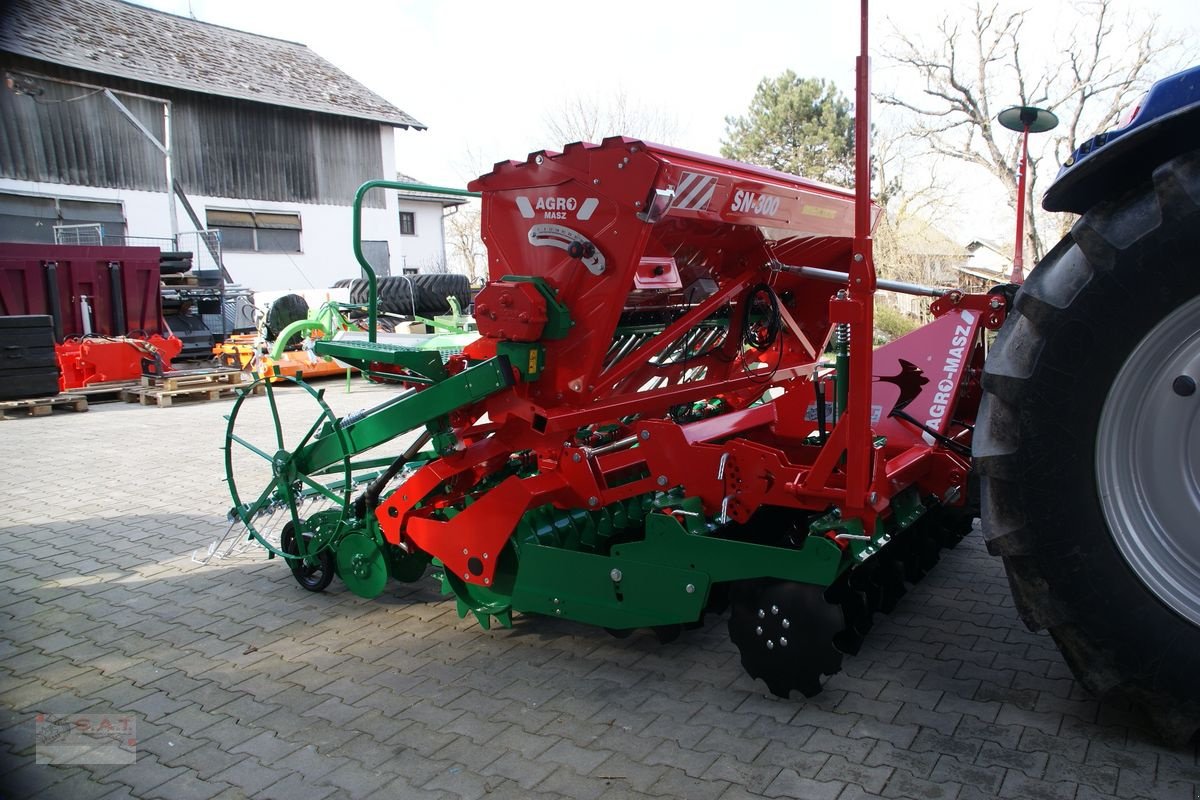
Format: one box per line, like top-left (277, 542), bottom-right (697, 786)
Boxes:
top-left (0, 0), bottom-right (441, 290)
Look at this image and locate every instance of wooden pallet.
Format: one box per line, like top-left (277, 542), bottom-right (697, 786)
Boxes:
top-left (0, 393), bottom-right (88, 420)
top-left (123, 380), bottom-right (262, 408)
top-left (140, 368), bottom-right (246, 393)
top-left (69, 380), bottom-right (141, 401)
top-left (124, 384), bottom-right (238, 408)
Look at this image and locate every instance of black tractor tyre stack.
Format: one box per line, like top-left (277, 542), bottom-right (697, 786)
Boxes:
top-left (348, 274), bottom-right (471, 317)
top-left (349, 277), bottom-right (412, 315)
top-left (975, 150), bottom-right (1200, 742)
top-left (412, 273), bottom-right (471, 315)
top-left (0, 315), bottom-right (60, 400)
top-left (158, 251), bottom-right (194, 275)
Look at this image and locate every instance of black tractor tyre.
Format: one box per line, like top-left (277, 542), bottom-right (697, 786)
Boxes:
top-left (975, 150), bottom-right (1200, 742)
top-left (349, 274), bottom-right (471, 317)
top-left (412, 273), bottom-right (471, 316)
top-left (350, 277), bottom-right (415, 316)
top-left (264, 294), bottom-right (310, 350)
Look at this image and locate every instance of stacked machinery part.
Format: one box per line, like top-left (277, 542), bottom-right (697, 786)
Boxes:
top-left (0, 315), bottom-right (59, 400)
top-left (0, 243), bottom-right (165, 340)
top-left (56, 334), bottom-right (182, 390)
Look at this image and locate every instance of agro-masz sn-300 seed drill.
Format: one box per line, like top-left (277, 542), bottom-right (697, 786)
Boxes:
top-left (222, 1), bottom-right (1200, 740)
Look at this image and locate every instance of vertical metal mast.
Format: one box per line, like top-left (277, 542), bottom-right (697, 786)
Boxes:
top-left (844, 0), bottom-right (877, 508)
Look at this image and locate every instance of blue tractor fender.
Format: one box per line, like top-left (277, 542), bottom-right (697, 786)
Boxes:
top-left (1043, 65), bottom-right (1200, 214)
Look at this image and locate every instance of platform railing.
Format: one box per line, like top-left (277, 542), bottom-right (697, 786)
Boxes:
top-left (352, 181), bottom-right (480, 342)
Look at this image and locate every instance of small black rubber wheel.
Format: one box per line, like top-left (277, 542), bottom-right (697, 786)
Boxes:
top-left (281, 523), bottom-right (335, 593)
top-left (976, 150), bottom-right (1200, 742)
top-left (264, 294), bottom-right (310, 349)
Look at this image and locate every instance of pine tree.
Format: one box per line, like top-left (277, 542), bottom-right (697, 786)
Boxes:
top-left (721, 71), bottom-right (855, 186)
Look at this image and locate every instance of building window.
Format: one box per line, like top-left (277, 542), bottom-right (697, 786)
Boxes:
top-left (206, 209), bottom-right (302, 253)
top-left (0, 193), bottom-right (126, 244)
top-left (399, 211), bottom-right (416, 236)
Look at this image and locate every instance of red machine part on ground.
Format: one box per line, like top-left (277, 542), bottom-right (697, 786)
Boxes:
top-left (56, 334), bottom-right (182, 390)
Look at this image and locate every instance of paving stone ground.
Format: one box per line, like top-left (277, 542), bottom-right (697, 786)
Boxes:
top-left (0, 379), bottom-right (1196, 800)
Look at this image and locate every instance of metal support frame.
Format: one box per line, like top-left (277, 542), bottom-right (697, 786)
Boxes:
top-left (775, 263), bottom-right (948, 298)
top-left (351, 181), bottom-right (481, 341)
top-left (101, 88), bottom-right (177, 241)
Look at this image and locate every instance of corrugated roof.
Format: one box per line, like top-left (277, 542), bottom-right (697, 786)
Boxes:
top-left (0, 0), bottom-right (426, 129)
top-left (395, 172), bottom-right (469, 206)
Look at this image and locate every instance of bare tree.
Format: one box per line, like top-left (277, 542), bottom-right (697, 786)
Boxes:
top-left (542, 88), bottom-right (678, 146)
top-left (453, 145), bottom-right (495, 186)
top-left (879, 0), bottom-right (1183, 262)
top-left (445, 205), bottom-right (486, 283)
top-left (869, 121), bottom-right (965, 291)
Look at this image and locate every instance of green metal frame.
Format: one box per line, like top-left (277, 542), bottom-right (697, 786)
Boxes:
top-left (298, 356), bottom-right (513, 474)
top-left (351, 180), bottom-right (481, 341)
top-left (509, 506), bottom-right (844, 629)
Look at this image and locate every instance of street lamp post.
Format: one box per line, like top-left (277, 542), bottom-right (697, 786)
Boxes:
top-left (997, 106), bottom-right (1059, 284)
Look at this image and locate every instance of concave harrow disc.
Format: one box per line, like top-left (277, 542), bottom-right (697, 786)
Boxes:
top-left (224, 376), bottom-right (352, 560)
top-left (728, 579), bottom-right (845, 698)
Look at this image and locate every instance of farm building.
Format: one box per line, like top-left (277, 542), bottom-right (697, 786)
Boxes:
top-left (0, 0), bottom-right (455, 290)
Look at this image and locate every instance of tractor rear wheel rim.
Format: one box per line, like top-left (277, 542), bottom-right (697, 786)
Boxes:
top-left (1097, 293), bottom-right (1200, 626)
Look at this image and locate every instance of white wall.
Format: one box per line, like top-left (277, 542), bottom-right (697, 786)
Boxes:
top-left (394, 199), bottom-right (448, 272)
top-left (0, 125), bottom-right (451, 292)
top-left (966, 245), bottom-right (1010, 277)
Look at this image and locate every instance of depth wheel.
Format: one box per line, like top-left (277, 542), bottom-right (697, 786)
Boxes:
top-left (977, 150), bottom-right (1200, 742)
top-left (225, 376), bottom-right (352, 560)
top-left (282, 522), bottom-right (334, 592)
top-left (728, 580), bottom-right (844, 698)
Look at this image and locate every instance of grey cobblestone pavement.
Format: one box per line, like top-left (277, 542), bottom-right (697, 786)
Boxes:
top-left (1, 379), bottom-right (1197, 799)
